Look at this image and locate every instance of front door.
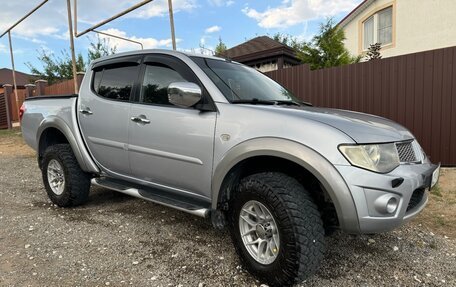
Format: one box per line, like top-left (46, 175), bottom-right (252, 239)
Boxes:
top-left (128, 55), bottom-right (216, 199)
top-left (78, 56), bottom-right (141, 176)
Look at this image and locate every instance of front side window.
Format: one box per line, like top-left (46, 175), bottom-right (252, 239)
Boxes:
top-left (363, 6), bottom-right (393, 49)
top-left (191, 57), bottom-right (298, 103)
top-left (93, 65), bottom-right (138, 101)
top-left (141, 63), bottom-right (187, 105)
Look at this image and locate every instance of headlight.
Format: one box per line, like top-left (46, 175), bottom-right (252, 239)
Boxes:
top-left (339, 143), bottom-right (400, 173)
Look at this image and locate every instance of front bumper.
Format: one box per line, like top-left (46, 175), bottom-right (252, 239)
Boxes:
top-left (335, 161), bottom-right (439, 234)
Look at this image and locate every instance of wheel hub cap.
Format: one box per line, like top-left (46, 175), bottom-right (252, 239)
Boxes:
top-left (47, 159), bottom-right (65, 195)
top-left (255, 223), bottom-right (273, 239)
top-left (239, 200), bottom-right (280, 265)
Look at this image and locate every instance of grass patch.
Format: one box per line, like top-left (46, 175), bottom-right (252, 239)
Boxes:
top-left (431, 184), bottom-right (443, 197)
top-left (0, 127), bottom-right (22, 138)
top-left (415, 168), bottom-right (455, 237)
top-left (434, 216), bottom-right (446, 226)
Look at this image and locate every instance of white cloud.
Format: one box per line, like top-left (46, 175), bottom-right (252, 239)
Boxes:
top-left (182, 47), bottom-right (214, 56)
top-left (0, 43), bottom-right (8, 53)
top-left (208, 0), bottom-right (235, 7)
top-left (242, 0), bottom-right (359, 28)
top-left (205, 25), bottom-right (221, 34)
top-left (0, 0), bottom-right (63, 39)
top-left (207, 0), bottom-right (223, 6)
top-left (133, 0), bottom-right (197, 18)
top-left (97, 28), bottom-right (180, 51)
top-left (0, 0), bottom-right (195, 42)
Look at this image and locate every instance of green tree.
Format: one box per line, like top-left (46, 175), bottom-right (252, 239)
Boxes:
top-left (87, 36), bottom-right (117, 62)
top-left (26, 36), bottom-right (116, 84)
top-left (272, 32), bottom-right (297, 47)
top-left (295, 18), bottom-right (360, 70)
top-left (365, 43), bottom-right (382, 61)
top-left (214, 37), bottom-right (227, 56)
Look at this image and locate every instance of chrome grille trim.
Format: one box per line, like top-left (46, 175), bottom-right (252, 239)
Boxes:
top-left (396, 141), bottom-right (421, 163)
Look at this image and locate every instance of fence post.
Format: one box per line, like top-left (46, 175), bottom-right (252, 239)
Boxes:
top-left (24, 84), bottom-right (36, 98)
top-left (77, 72), bottom-right (85, 92)
top-left (2, 84), bottom-right (13, 129)
top-left (35, 79), bottom-right (48, 96)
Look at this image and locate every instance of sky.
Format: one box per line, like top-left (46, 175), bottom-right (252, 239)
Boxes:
top-left (0, 0), bottom-right (362, 74)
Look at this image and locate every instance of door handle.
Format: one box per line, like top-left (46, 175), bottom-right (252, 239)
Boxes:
top-left (131, 116), bottom-right (150, 124)
top-left (80, 108), bottom-right (93, 115)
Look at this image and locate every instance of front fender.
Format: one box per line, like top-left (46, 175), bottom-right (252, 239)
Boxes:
top-left (211, 137), bottom-right (360, 234)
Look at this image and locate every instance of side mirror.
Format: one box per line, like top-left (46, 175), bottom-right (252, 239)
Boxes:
top-left (168, 82), bottom-right (202, 108)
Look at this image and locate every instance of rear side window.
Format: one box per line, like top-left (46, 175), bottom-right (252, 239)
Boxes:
top-left (92, 65), bottom-right (139, 101)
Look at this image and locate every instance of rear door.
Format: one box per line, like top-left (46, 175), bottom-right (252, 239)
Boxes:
top-left (78, 56), bottom-right (141, 176)
top-left (128, 54), bottom-right (217, 198)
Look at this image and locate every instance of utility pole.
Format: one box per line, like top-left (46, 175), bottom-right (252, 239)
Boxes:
top-left (168, 0), bottom-right (176, 50)
top-left (66, 0), bottom-right (79, 94)
top-left (7, 31), bottom-right (19, 121)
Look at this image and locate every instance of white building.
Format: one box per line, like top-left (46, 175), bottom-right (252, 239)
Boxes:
top-left (339, 0), bottom-right (456, 58)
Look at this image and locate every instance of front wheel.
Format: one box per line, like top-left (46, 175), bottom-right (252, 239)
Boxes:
top-left (229, 172), bottom-right (325, 286)
top-left (41, 144), bottom-right (91, 207)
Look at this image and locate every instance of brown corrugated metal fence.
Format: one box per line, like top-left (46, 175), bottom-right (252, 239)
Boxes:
top-left (0, 94), bottom-right (8, 129)
top-left (265, 46), bottom-right (456, 166)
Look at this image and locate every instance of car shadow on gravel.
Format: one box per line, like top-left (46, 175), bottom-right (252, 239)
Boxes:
top-left (26, 184), bottom-right (453, 286)
top-left (85, 186), bottom-right (136, 206)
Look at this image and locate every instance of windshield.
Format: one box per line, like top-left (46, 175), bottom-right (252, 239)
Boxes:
top-left (191, 57), bottom-right (299, 103)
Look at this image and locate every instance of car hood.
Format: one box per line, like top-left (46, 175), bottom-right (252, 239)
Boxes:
top-left (261, 105), bottom-right (414, 143)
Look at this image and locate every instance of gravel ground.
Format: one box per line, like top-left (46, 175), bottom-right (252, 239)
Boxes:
top-left (1, 154), bottom-right (455, 287)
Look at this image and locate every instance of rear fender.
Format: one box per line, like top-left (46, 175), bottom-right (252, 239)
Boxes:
top-left (37, 116), bottom-right (99, 173)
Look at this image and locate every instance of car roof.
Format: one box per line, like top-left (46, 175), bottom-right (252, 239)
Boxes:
top-left (90, 49), bottom-right (227, 66)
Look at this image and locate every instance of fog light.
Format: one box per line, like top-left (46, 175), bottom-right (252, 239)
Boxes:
top-left (374, 195), bottom-right (399, 215)
top-left (386, 197), bottom-right (398, 214)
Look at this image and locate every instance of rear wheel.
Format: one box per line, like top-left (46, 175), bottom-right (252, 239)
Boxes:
top-left (42, 144), bottom-right (91, 207)
top-left (229, 172), bottom-right (325, 286)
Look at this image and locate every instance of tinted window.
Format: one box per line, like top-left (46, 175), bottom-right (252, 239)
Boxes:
top-left (93, 65), bottom-right (138, 101)
top-left (93, 69), bottom-right (102, 92)
top-left (141, 63), bottom-right (187, 105)
top-left (191, 57), bottom-right (297, 103)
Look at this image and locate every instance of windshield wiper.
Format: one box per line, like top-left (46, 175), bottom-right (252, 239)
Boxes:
top-left (231, 99), bottom-right (312, 107)
top-left (274, 100), bottom-right (302, 106)
top-left (231, 99), bottom-right (278, 105)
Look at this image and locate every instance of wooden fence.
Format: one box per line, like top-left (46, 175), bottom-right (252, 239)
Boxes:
top-left (8, 90), bottom-right (27, 121)
top-left (266, 46), bottom-right (456, 166)
top-left (44, 76), bottom-right (82, 95)
top-left (0, 74), bottom-right (84, 128)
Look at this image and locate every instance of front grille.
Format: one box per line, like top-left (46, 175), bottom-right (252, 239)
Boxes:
top-left (407, 188), bottom-right (425, 212)
top-left (396, 141), bottom-right (417, 163)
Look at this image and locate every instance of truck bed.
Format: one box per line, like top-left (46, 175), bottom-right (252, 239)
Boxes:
top-left (22, 95), bottom-right (79, 151)
top-left (24, 94), bottom-right (78, 102)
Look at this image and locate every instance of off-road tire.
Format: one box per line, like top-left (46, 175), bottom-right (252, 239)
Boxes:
top-left (42, 144), bottom-right (91, 207)
top-left (229, 172), bottom-right (325, 286)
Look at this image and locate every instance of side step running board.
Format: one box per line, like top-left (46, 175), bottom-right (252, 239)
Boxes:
top-left (91, 177), bottom-right (210, 218)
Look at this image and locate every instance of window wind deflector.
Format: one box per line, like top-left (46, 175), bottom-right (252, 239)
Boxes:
top-left (92, 55), bottom-right (142, 70)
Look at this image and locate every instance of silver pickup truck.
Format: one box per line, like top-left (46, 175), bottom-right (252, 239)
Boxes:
top-left (21, 49), bottom-right (440, 286)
